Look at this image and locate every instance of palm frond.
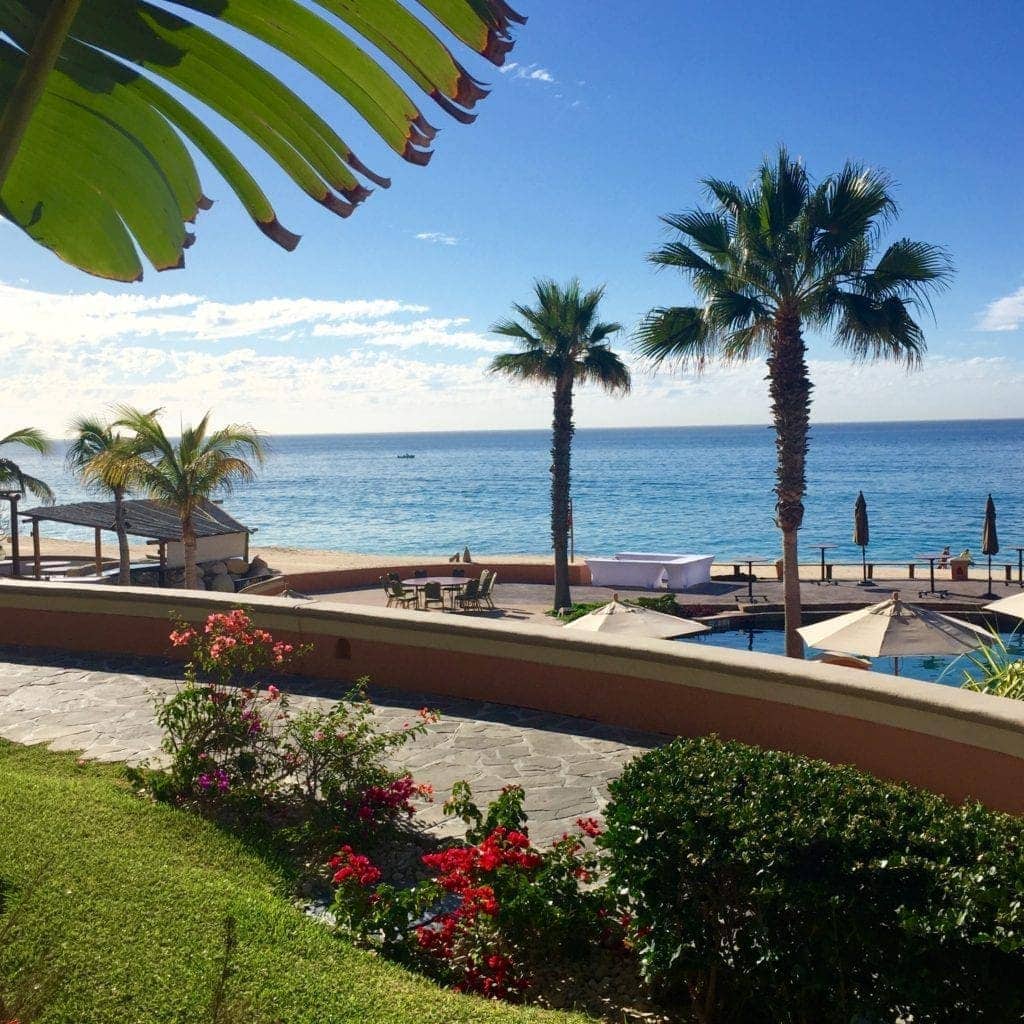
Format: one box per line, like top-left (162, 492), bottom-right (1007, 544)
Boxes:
top-left (860, 238), bottom-right (954, 312)
top-left (634, 306), bottom-right (718, 368)
top-left (808, 162), bottom-right (897, 260)
top-left (0, 426), bottom-right (50, 454)
top-left (488, 349), bottom-right (556, 382)
top-left (0, 458), bottom-right (54, 503)
top-left (831, 291), bottom-right (926, 366)
top-left (576, 345), bottom-right (630, 394)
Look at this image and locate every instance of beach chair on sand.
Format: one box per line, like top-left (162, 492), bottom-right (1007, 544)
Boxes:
top-left (385, 579), bottom-right (416, 608)
top-left (478, 570), bottom-right (496, 609)
top-left (421, 581), bottom-right (445, 610)
top-left (456, 578), bottom-right (481, 612)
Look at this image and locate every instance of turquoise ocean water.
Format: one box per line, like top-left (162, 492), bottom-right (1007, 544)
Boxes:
top-left (7, 419), bottom-right (1024, 563)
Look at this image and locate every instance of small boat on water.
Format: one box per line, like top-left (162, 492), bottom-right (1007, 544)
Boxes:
top-left (397, 453), bottom-right (416, 459)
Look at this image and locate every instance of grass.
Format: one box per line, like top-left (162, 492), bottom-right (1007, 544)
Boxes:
top-left (0, 740), bottom-right (589, 1024)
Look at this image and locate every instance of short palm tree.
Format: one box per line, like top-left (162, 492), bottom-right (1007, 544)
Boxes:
top-left (114, 407), bottom-right (266, 590)
top-left (0, 427), bottom-right (53, 503)
top-left (636, 149), bottom-right (952, 657)
top-left (66, 413), bottom-right (151, 585)
top-left (490, 280), bottom-right (630, 612)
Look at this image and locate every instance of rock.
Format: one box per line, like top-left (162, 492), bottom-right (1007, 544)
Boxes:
top-left (225, 557), bottom-right (249, 575)
top-left (247, 555), bottom-right (269, 576)
top-left (463, 546), bottom-right (472, 563)
top-left (209, 573), bottom-right (235, 593)
top-left (205, 561), bottom-right (228, 577)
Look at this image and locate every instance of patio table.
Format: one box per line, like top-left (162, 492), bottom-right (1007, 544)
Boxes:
top-left (401, 576), bottom-right (468, 611)
top-left (913, 553), bottom-right (945, 597)
top-left (728, 556), bottom-right (773, 604)
top-left (810, 543), bottom-right (837, 583)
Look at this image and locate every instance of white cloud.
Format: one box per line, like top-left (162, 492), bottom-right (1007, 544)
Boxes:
top-left (977, 285), bottom-right (1024, 332)
top-left (497, 61), bottom-right (555, 83)
top-left (414, 231), bottom-right (458, 246)
top-left (3, 281), bottom-right (1020, 437)
top-left (0, 282), bottom-right (426, 348)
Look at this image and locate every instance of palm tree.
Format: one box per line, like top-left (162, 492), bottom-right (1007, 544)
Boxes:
top-left (490, 280), bottom-right (631, 612)
top-left (0, 427), bottom-right (53, 569)
top-left (636, 149), bottom-right (951, 658)
top-left (66, 413), bottom-right (152, 585)
top-left (0, 427), bottom-right (54, 503)
top-left (113, 407), bottom-right (266, 590)
top-left (0, 1), bottom-right (524, 281)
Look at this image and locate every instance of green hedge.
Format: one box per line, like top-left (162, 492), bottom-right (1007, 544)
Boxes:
top-left (602, 737), bottom-right (1024, 1024)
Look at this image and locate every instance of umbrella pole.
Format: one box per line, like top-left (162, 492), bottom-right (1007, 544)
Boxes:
top-left (893, 656), bottom-right (901, 676)
top-left (985, 555), bottom-right (995, 599)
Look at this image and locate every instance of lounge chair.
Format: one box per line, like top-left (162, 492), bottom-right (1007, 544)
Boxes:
top-left (456, 578), bottom-right (481, 612)
top-left (421, 580), bottom-right (445, 610)
top-left (478, 570), bottom-right (496, 609)
top-left (386, 579), bottom-right (417, 608)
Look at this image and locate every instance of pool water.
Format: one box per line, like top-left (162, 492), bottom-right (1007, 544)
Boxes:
top-left (679, 629), bottom-right (1024, 686)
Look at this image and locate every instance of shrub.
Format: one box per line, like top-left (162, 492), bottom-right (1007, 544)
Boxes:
top-left (329, 783), bottom-right (620, 1000)
top-left (602, 737), bottom-right (1024, 1024)
top-left (140, 610), bottom-right (436, 849)
top-left (961, 633), bottom-right (1024, 699)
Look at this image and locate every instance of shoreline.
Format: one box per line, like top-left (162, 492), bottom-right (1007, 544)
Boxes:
top-left (22, 537), bottom-right (970, 583)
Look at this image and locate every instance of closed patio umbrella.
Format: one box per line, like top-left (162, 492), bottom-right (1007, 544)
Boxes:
top-left (853, 491), bottom-right (871, 585)
top-left (982, 494), bottom-right (999, 598)
top-left (797, 592), bottom-right (988, 675)
top-left (563, 594), bottom-right (708, 639)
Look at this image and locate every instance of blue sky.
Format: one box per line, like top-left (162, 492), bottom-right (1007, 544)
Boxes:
top-left (3, 0), bottom-right (1023, 435)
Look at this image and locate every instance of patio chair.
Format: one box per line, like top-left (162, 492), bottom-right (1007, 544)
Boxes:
top-left (421, 580), bottom-right (445, 610)
top-left (386, 579), bottom-right (417, 609)
top-left (452, 567), bottom-right (466, 578)
top-left (455, 578), bottom-right (481, 612)
top-left (387, 571), bottom-right (401, 582)
top-left (478, 570), bottom-right (496, 609)
top-left (414, 569), bottom-right (428, 579)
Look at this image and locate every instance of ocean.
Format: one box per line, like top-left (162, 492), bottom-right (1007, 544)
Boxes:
top-left (6, 419), bottom-right (1024, 565)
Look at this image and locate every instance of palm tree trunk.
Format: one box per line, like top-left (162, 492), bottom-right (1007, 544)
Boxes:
top-left (768, 307), bottom-right (812, 659)
top-left (181, 518), bottom-right (199, 590)
top-left (113, 486), bottom-right (131, 586)
top-left (550, 376), bottom-right (574, 612)
top-left (0, 0), bottom-right (84, 189)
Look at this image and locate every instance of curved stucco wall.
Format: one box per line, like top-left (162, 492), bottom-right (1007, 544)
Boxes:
top-left (1, 579), bottom-right (1022, 813)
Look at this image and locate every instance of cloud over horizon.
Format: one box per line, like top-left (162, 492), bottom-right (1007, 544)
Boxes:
top-left (3, 281), bottom-right (1021, 438)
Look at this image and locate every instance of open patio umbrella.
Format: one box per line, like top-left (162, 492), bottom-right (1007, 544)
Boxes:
top-left (984, 590), bottom-right (1024, 618)
top-left (797, 592), bottom-right (989, 675)
top-left (982, 494), bottom-right (999, 598)
top-left (853, 491), bottom-right (871, 585)
top-left (563, 595), bottom-right (708, 639)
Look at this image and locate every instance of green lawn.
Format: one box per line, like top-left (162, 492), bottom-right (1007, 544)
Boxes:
top-left (0, 741), bottom-right (588, 1024)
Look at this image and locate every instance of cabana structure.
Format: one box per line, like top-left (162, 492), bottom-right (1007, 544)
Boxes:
top-left (14, 499), bottom-right (250, 583)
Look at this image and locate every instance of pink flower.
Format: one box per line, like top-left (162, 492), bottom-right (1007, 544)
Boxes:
top-left (266, 684), bottom-right (281, 700)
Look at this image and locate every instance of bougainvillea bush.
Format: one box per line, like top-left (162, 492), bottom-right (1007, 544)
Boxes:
top-left (139, 610), bottom-right (437, 849)
top-left (328, 782), bottom-right (623, 1000)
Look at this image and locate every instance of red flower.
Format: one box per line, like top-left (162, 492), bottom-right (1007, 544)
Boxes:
top-left (576, 816), bottom-right (602, 838)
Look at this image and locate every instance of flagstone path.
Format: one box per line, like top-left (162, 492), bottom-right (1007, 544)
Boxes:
top-left (0, 646), bottom-right (663, 844)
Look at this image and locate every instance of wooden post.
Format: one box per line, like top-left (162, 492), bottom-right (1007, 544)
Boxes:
top-left (94, 527), bottom-right (102, 576)
top-left (159, 541), bottom-right (167, 587)
top-left (8, 494), bottom-right (20, 578)
top-left (32, 518), bottom-right (41, 578)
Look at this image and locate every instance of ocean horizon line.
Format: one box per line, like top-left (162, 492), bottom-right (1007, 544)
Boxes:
top-left (117, 415), bottom-right (1023, 443)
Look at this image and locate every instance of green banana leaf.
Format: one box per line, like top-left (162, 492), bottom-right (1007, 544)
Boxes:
top-left (0, 0), bottom-right (524, 281)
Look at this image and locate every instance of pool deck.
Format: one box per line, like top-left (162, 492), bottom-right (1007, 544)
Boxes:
top-left (308, 570), bottom-right (1021, 626)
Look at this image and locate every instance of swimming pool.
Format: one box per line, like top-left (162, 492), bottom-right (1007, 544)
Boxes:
top-left (679, 628), bottom-right (1024, 686)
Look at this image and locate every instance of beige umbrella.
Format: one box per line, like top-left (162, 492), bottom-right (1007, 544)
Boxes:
top-left (984, 591), bottom-right (1024, 618)
top-left (564, 594), bottom-right (708, 639)
top-left (797, 592), bottom-right (989, 674)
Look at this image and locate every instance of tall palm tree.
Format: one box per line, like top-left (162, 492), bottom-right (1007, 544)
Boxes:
top-left (0, 427), bottom-right (53, 503)
top-left (66, 413), bottom-right (151, 585)
top-left (490, 279), bottom-right (630, 612)
top-left (112, 407), bottom-right (266, 590)
top-left (636, 149), bottom-right (951, 657)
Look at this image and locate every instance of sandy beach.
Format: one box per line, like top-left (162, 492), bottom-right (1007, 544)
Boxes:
top-left (23, 536), bottom-right (974, 584)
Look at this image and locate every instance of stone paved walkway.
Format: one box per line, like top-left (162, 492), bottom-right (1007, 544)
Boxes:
top-left (0, 646), bottom-right (664, 844)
